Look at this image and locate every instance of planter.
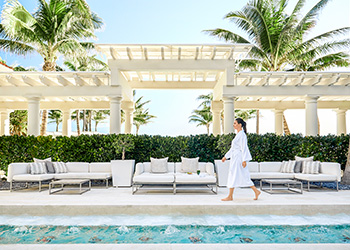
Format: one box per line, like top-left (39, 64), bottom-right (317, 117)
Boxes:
top-left (111, 160), bottom-right (135, 187)
top-left (214, 159), bottom-right (230, 187)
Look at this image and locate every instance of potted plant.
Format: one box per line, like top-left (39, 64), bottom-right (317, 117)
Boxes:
top-left (111, 134), bottom-right (135, 187)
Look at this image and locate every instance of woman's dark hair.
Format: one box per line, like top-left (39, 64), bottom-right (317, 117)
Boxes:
top-left (235, 118), bottom-right (247, 133)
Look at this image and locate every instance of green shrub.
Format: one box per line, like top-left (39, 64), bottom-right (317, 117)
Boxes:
top-left (0, 133), bottom-right (348, 173)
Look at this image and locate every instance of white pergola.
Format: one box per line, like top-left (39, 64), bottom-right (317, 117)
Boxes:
top-left (0, 44), bottom-right (349, 136)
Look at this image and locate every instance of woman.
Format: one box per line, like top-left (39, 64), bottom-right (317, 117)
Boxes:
top-left (221, 118), bottom-right (261, 201)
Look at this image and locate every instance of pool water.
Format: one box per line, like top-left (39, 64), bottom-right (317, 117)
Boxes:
top-left (0, 215), bottom-right (349, 244)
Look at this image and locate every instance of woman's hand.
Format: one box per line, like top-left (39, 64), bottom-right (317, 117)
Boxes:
top-left (242, 161), bottom-right (247, 168)
top-left (221, 157), bottom-right (226, 162)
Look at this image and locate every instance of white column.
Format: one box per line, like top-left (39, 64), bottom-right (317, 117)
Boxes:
top-left (274, 109), bottom-right (284, 135)
top-left (223, 96), bottom-right (235, 134)
top-left (27, 96), bottom-right (41, 136)
top-left (335, 109), bottom-right (347, 135)
top-left (0, 110), bottom-right (10, 136)
top-left (305, 95), bottom-right (319, 136)
top-left (121, 101), bottom-right (134, 134)
top-left (109, 95), bottom-right (122, 134)
top-left (211, 101), bottom-right (223, 136)
top-left (61, 109), bottom-right (72, 136)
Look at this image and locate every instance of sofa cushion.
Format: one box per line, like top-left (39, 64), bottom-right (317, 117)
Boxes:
top-left (150, 157), bottom-right (168, 173)
top-left (34, 157), bottom-right (55, 173)
top-left (320, 162), bottom-right (341, 182)
top-left (89, 162), bottom-right (111, 173)
top-left (65, 162), bottom-right (89, 173)
top-left (259, 162), bottom-right (282, 172)
top-left (294, 173), bottom-right (337, 182)
top-left (133, 173), bottom-right (174, 183)
top-left (295, 156), bottom-right (314, 173)
top-left (250, 172), bottom-right (295, 179)
top-left (55, 173), bottom-right (111, 179)
top-left (281, 160), bottom-right (296, 173)
top-left (302, 161), bottom-right (320, 174)
top-left (247, 162), bottom-right (259, 172)
top-left (53, 162), bottom-right (68, 173)
top-left (30, 162), bottom-right (47, 175)
top-left (13, 174), bottom-right (54, 181)
top-left (175, 173), bottom-right (216, 184)
top-left (181, 157), bottom-right (199, 173)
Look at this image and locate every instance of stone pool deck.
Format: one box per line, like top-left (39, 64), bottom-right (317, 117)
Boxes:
top-left (1, 186), bottom-right (350, 249)
top-left (0, 186), bottom-right (349, 216)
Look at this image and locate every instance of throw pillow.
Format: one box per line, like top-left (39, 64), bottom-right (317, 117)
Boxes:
top-left (281, 160), bottom-right (295, 173)
top-left (294, 156), bottom-right (314, 173)
top-left (30, 162), bottom-right (47, 175)
top-left (53, 162), bottom-right (68, 173)
top-left (181, 157), bottom-right (199, 173)
top-left (150, 157), bottom-right (169, 173)
top-left (302, 161), bottom-right (320, 174)
top-left (34, 157), bottom-right (55, 173)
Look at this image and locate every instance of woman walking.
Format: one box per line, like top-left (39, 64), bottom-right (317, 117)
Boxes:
top-left (221, 118), bottom-right (261, 201)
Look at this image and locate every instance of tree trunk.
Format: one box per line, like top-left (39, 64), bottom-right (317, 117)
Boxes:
top-left (40, 110), bottom-right (47, 136)
top-left (56, 122), bottom-right (59, 132)
top-left (283, 115), bottom-right (291, 135)
top-left (42, 61), bottom-right (56, 72)
top-left (95, 121), bottom-right (98, 132)
top-left (341, 137), bottom-right (350, 184)
top-left (207, 124), bottom-right (210, 135)
top-left (318, 116), bottom-right (320, 135)
top-left (136, 125), bottom-right (139, 135)
top-left (221, 111), bottom-right (224, 134)
top-left (76, 110), bottom-right (80, 135)
top-left (89, 111), bottom-right (92, 132)
top-left (256, 110), bottom-right (260, 134)
top-left (82, 110), bottom-right (86, 132)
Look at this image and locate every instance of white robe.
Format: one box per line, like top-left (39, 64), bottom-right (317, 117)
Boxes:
top-left (224, 130), bottom-right (254, 188)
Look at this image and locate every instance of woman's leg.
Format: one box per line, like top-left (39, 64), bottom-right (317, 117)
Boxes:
top-left (250, 186), bottom-right (261, 200)
top-left (221, 188), bottom-right (234, 201)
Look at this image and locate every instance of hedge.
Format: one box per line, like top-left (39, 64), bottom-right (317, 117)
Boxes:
top-left (0, 133), bottom-right (348, 173)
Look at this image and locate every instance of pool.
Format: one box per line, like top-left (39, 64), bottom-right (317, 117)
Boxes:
top-left (0, 214), bottom-right (349, 244)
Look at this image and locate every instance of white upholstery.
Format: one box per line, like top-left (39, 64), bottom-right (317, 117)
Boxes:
top-left (133, 172), bottom-right (174, 183)
top-left (320, 162), bottom-right (341, 182)
top-left (259, 162), bottom-right (282, 172)
top-left (175, 173), bottom-right (216, 183)
top-left (247, 162), bottom-right (259, 172)
top-left (89, 162), bottom-right (111, 173)
top-left (250, 172), bottom-right (295, 179)
top-left (7, 163), bottom-right (29, 181)
top-left (65, 162), bottom-right (89, 173)
top-left (294, 173), bottom-right (337, 182)
top-left (12, 174), bottom-right (54, 181)
top-left (136, 162), bottom-right (175, 174)
top-left (55, 172), bottom-right (111, 179)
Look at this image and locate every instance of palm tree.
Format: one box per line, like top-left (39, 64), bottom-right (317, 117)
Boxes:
top-left (133, 96), bottom-right (156, 135)
top-left (48, 110), bottom-right (62, 132)
top-left (189, 107), bottom-right (213, 135)
top-left (92, 110), bottom-right (109, 132)
top-left (205, 0), bottom-right (349, 134)
top-left (205, 0), bottom-right (349, 71)
top-left (9, 110), bottom-right (27, 135)
top-left (0, 0), bottom-right (103, 135)
top-left (71, 110), bottom-right (81, 135)
top-left (343, 138), bottom-right (350, 184)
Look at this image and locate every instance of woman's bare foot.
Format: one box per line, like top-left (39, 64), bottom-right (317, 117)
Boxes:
top-left (254, 190), bottom-right (261, 200)
top-left (221, 197), bottom-right (233, 201)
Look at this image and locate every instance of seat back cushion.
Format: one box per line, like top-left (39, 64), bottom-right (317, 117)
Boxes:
top-left (150, 157), bottom-right (168, 173)
top-left (65, 162), bottom-right (89, 173)
top-left (198, 163), bottom-right (207, 172)
top-left (180, 157), bottom-right (199, 173)
top-left (259, 162), bottom-right (283, 172)
top-left (34, 157), bottom-right (55, 173)
top-left (294, 156), bottom-right (314, 173)
top-left (302, 161), bottom-right (320, 174)
top-left (30, 162), bottom-right (47, 175)
top-left (89, 162), bottom-right (111, 173)
top-left (53, 162), bottom-right (68, 173)
top-left (281, 160), bottom-right (296, 173)
top-left (247, 162), bottom-right (259, 172)
top-left (143, 162), bottom-right (174, 173)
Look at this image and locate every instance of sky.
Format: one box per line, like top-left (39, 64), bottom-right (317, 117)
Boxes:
top-left (0, 0), bottom-right (349, 136)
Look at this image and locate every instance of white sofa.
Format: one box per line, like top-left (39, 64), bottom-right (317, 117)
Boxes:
top-left (215, 160), bottom-right (341, 191)
top-left (7, 162), bottom-right (112, 191)
top-left (132, 162), bottom-right (217, 194)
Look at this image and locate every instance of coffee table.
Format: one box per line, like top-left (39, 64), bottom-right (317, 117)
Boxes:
top-left (49, 179), bottom-right (91, 195)
top-left (260, 178), bottom-right (303, 194)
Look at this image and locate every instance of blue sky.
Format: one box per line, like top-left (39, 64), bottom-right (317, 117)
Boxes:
top-left (0, 0), bottom-right (349, 135)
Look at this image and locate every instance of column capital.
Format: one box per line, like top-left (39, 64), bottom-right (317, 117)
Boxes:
top-left (222, 95), bottom-right (235, 103)
top-left (25, 95), bottom-right (42, 102)
top-left (334, 109), bottom-right (347, 114)
top-left (108, 95), bottom-right (122, 103)
top-left (273, 109), bottom-right (285, 114)
top-left (121, 100), bottom-right (135, 112)
top-left (305, 95), bottom-right (319, 102)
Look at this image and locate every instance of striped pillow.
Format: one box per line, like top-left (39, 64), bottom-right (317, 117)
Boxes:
top-left (302, 161), bottom-right (320, 174)
top-left (281, 160), bottom-right (296, 173)
top-left (30, 162), bottom-right (47, 175)
top-left (53, 162), bottom-right (68, 173)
